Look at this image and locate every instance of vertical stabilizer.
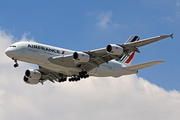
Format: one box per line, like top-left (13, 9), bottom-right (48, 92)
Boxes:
top-left (119, 35), bottom-right (140, 66)
top-left (125, 35), bottom-right (140, 43)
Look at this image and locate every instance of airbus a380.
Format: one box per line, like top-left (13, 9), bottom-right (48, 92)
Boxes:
top-left (5, 34), bottom-right (173, 85)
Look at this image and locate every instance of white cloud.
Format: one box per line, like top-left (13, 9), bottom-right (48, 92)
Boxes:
top-left (20, 31), bottom-right (35, 42)
top-left (143, 0), bottom-right (172, 5)
top-left (162, 16), bottom-right (175, 22)
top-left (96, 11), bottom-right (127, 29)
top-left (97, 11), bottom-right (113, 29)
top-left (0, 29), bottom-right (180, 120)
top-left (0, 30), bottom-right (14, 65)
top-left (176, 1), bottom-right (180, 6)
top-left (162, 1), bottom-right (180, 22)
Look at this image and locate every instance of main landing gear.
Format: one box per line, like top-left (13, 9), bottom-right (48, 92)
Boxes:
top-left (69, 71), bottom-right (89, 82)
top-left (12, 58), bottom-right (19, 68)
top-left (58, 78), bottom-right (67, 83)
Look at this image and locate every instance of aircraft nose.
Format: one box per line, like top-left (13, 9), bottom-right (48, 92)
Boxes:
top-left (5, 48), bottom-right (10, 55)
top-left (5, 47), bottom-right (13, 57)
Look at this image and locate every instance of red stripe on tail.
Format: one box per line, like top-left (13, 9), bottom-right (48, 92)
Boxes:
top-left (125, 51), bottom-right (135, 63)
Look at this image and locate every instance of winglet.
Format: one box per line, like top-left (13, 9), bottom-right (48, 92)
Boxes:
top-left (170, 33), bottom-right (174, 39)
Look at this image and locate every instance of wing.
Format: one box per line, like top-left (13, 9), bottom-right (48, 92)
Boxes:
top-left (83, 48), bottom-right (117, 71)
top-left (48, 55), bottom-right (76, 68)
top-left (83, 34), bottom-right (172, 71)
top-left (38, 66), bottom-right (67, 83)
top-left (48, 34), bottom-right (173, 72)
top-left (48, 48), bottom-right (113, 71)
top-left (119, 34), bottom-right (173, 53)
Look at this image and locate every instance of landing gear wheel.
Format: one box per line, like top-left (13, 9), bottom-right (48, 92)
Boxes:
top-left (58, 78), bottom-right (67, 83)
top-left (68, 75), bottom-right (81, 82)
top-left (12, 58), bottom-right (19, 68)
top-left (69, 70), bottom-right (89, 82)
top-left (14, 63), bottom-right (19, 68)
top-left (79, 71), bottom-right (89, 79)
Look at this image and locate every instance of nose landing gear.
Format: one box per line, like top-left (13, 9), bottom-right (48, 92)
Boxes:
top-left (12, 58), bottom-right (19, 68)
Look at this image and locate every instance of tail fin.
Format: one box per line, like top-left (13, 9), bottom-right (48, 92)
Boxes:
top-left (119, 35), bottom-right (140, 65)
top-left (125, 35), bottom-right (140, 43)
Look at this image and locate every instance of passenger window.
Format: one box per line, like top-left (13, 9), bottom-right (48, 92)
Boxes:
top-left (10, 45), bottom-right (16, 47)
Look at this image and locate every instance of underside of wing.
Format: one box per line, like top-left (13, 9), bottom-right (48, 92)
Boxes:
top-left (120, 34), bottom-right (173, 53)
top-left (48, 48), bottom-right (117, 71)
top-left (23, 66), bottom-right (69, 85)
top-left (83, 34), bottom-right (172, 71)
top-left (38, 66), bottom-right (67, 83)
top-left (83, 48), bottom-right (114, 70)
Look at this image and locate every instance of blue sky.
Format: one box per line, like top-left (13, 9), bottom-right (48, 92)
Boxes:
top-left (0, 1), bottom-right (180, 89)
top-left (1, 1), bottom-right (180, 120)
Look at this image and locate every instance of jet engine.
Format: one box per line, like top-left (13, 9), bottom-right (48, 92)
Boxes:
top-left (23, 69), bottom-right (41, 84)
top-left (25, 69), bottom-right (41, 79)
top-left (73, 52), bottom-right (90, 63)
top-left (106, 44), bottom-right (123, 55)
top-left (23, 76), bottom-right (39, 84)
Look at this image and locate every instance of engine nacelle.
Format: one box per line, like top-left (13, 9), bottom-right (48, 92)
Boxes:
top-left (25, 69), bottom-right (41, 80)
top-left (73, 52), bottom-right (90, 63)
top-left (106, 44), bottom-right (123, 55)
top-left (23, 76), bottom-right (39, 84)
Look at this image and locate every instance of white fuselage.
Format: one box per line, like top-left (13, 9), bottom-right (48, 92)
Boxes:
top-left (5, 41), bottom-right (136, 77)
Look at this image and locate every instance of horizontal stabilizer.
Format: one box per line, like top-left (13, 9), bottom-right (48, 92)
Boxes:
top-left (122, 61), bottom-right (165, 71)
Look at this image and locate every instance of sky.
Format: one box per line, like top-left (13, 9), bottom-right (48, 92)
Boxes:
top-left (0, 0), bottom-right (180, 120)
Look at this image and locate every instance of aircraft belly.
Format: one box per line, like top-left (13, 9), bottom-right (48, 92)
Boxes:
top-left (28, 58), bottom-right (81, 76)
top-left (89, 61), bottom-right (137, 77)
top-left (88, 62), bottom-right (116, 77)
top-left (39, 63), bottom-right (81, 76)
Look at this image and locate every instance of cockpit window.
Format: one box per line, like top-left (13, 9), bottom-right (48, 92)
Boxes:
top-left (10, 45), bottom-right (16, 47)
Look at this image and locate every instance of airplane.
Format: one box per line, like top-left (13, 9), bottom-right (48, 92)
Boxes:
top-left (5, 34), bottom-right (173, 85)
